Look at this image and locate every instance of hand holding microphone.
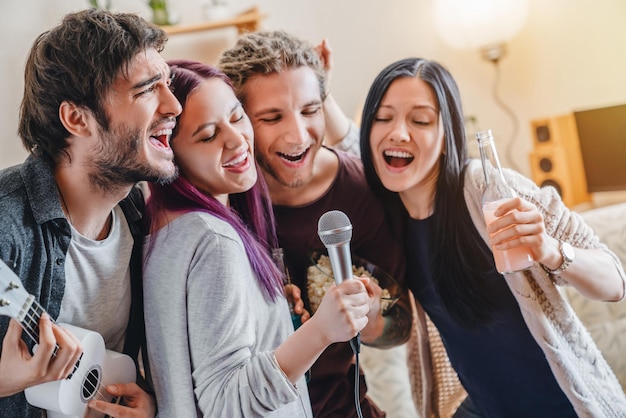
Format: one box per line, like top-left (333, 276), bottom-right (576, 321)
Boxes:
top-left (317, 210), bottom-right (368, 418)
top-left (317, 210), bottom-right (368, 353)
top-left (269, 211), bottom-right (368, 392)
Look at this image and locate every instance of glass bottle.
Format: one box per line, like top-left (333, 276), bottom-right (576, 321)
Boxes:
top-left (476, 129), bottom-right (534, 274)
top-left (272, 248), bottom-right (302, 329)
top-left (272, 248), bottom-right (311, 382)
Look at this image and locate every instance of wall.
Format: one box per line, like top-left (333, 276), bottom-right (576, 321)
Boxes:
top-left (2, 0), bottom-right (626, 184)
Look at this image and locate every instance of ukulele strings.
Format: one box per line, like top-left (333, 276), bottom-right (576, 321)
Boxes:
top-left (21, 299), bottom-right (109, 402)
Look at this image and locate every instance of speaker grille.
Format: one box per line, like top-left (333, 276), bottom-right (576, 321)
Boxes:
top-left (539, 158), bottom-right (553, 173)
top-left (529, 114), bottom-right (591, 208)
top-left (535, 125), bottom-right (550, 142)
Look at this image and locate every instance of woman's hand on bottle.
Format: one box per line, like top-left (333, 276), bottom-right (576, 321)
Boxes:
top-left (485, 196), bottom-right (557, 263)
top-left (285, 283), bottom-right (310, 323)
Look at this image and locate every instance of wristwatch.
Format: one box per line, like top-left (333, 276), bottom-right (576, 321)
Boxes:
top-left (542, 240), bottom-right (575, 275)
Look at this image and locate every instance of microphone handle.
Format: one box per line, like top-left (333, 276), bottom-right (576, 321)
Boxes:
top-left (326, 243), bottom-right (352, 284)
top-left (325, 244), bottom-right (361, 353)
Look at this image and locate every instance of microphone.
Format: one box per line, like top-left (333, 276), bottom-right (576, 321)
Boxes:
top-left (317, 210), bottom-right (360, 353)
top-left (317, 210), bottom-right (353, 284)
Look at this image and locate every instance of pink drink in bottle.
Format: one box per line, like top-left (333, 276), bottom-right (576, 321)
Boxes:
top-left (477, 130), bottom-right (534, 274)
top-left (482, 199), bottom-right (534, 273)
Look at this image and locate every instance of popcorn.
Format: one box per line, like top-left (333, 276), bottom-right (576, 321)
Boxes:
top-left (306, 255), bottom-right (393, 314)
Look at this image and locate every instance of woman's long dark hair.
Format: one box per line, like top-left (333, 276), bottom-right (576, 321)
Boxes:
top-left (146, 60), bottom-right (283, 301)
top-left (360, 58), bottom-right (497, 327)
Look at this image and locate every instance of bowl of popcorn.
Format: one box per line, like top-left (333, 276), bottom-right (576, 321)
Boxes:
top-left (307, 249), bottom-right (401, 315)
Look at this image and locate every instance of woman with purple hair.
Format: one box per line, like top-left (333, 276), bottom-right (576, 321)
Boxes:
top-left (142, 60), bottom-right (371, 417)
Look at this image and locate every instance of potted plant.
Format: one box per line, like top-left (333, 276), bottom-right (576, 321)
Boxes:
top-left (87, 0), bottom-right (111, 10)
top-left (147, 0), bottom-right (177, 25)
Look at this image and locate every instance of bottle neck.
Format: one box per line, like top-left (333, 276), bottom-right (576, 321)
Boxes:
top-left (476, 130), bottom-right (504, 184)
top-left (478, 136), bottom-right (505, 186)
top-left (476, 130), bottom-right (514, 202)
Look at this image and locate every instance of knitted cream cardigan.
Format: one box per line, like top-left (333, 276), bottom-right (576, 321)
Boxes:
top-left (406, 159), bottom-right (626, 418)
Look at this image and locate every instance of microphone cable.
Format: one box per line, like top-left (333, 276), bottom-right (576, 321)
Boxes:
top-left (350, 333), bottom-right (364, 418)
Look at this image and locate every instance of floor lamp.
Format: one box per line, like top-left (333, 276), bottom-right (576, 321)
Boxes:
top-left (433, 0), bottom-right (529, 171)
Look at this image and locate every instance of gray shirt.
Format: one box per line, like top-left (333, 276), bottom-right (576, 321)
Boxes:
top-left (59, 205), bottom-right (132, 353)
top-left (143, 212), bottom-right (312, 418)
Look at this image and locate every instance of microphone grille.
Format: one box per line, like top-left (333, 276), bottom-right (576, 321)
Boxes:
top-left (317, 210), bottom-right (353, 246)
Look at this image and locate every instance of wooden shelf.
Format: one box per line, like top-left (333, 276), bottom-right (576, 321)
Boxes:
top-left (160, 6), bottom-right (265, 36)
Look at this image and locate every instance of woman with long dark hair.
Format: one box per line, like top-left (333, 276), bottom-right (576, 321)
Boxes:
top-left (359, 57), bottom-right (626, 417)
top-left (143, 60), bottom-right (371, 417)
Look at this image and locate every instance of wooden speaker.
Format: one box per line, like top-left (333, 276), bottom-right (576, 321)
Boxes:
top-left (529, 114), bottom-right (591, 208)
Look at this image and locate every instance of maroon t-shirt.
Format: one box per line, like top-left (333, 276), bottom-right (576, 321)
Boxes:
top-left (273, 148), bottom-right (406, 418)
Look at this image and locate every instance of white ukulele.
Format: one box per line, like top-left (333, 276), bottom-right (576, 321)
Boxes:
top-left (0, 259), bottom-right (136, 418)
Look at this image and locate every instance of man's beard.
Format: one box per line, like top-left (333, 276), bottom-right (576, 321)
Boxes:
top-left (256, 152), bottom-right (312, 189)
top-left (88, 122), bottom-right (177, 192)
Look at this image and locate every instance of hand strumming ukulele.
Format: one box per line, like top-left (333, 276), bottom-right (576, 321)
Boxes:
top-left (0, 259), bottom-right (136, 418)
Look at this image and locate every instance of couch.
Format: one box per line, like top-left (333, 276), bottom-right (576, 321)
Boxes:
top-left (565, 202), bottom-right (626, 387)
top-left (360, 202), bottom-right (626, 418)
